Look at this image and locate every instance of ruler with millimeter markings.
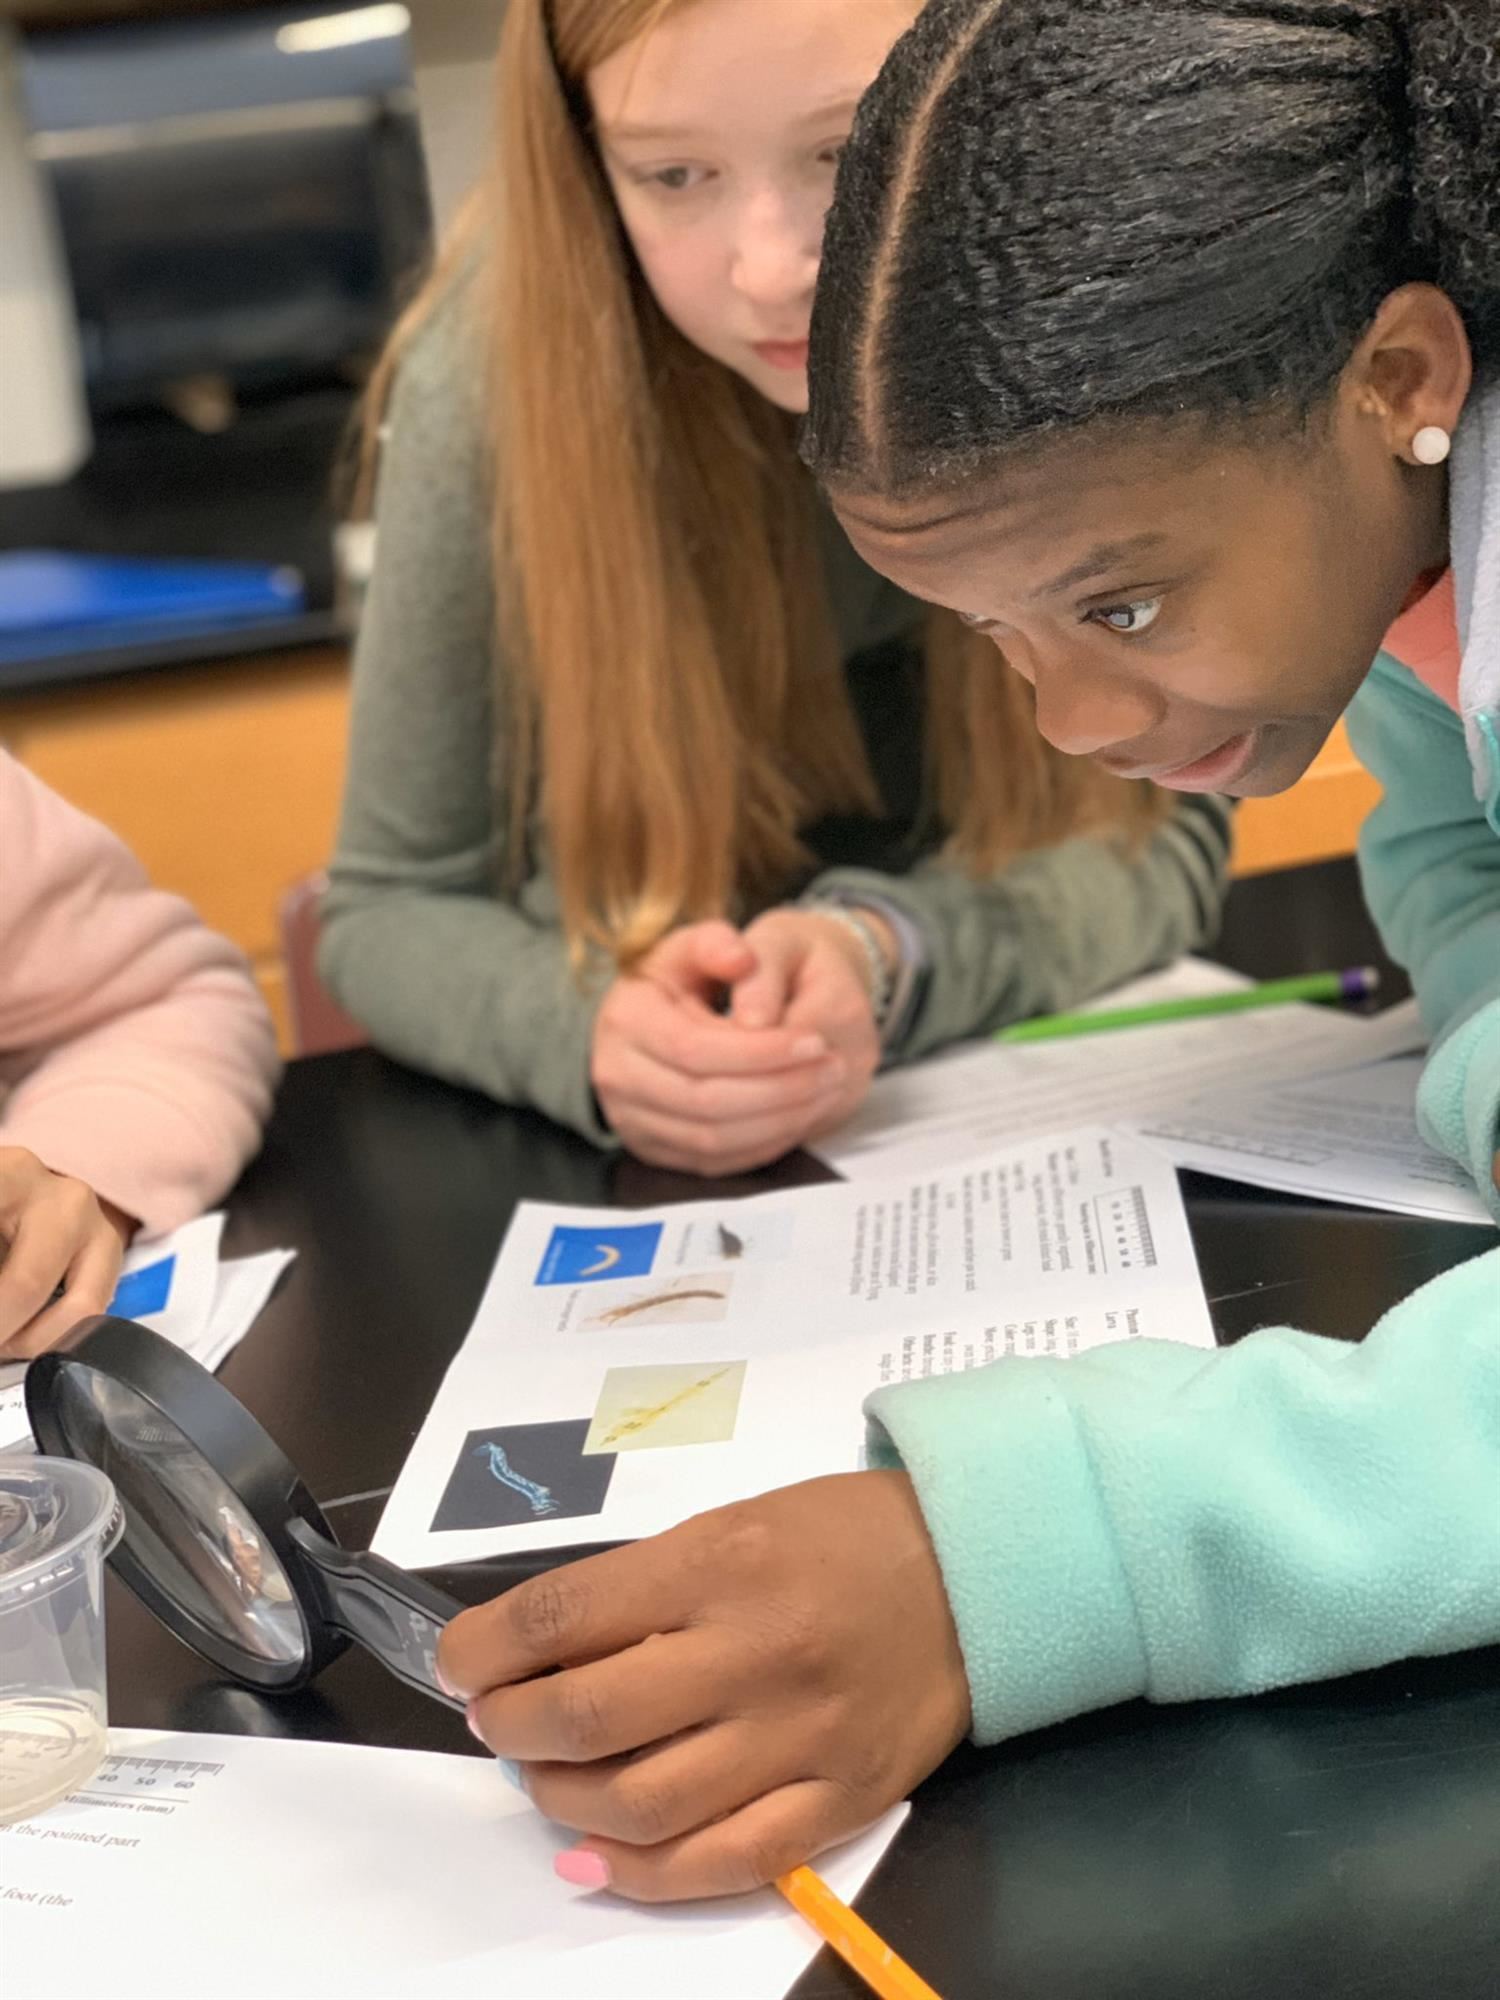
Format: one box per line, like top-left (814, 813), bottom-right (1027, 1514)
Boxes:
top-left (1093, 1184), bottom-right (1159, 1272)
top-left (71, 1750), bottom-right (225, 1806)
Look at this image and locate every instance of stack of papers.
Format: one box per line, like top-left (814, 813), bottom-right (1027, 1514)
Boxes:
top-left (1132, 1051), bottom-right (1493, 1224)
top-left (0, 1730), bottom-right (906, 2000)
top-left (816, 962), bottom-right (1493, 1227)
top-left (0, 1214), bottom-right (293, 1453)
top-left (374, 1126), bottom-right (1213, 1570)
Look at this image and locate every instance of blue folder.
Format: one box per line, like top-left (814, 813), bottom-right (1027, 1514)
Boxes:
top-left (0, 550), bottom-right (307, 666)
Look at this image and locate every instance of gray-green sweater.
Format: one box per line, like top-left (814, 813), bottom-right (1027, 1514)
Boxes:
top-left (320, 286), bottom-right (1233, 1145)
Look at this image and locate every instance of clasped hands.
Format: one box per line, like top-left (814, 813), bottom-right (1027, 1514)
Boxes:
top-left (591, 910), bottom-right (892, 1175)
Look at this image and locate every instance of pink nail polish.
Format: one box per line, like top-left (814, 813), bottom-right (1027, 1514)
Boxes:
top-left (554, 1849), bottom-right (611, 1892)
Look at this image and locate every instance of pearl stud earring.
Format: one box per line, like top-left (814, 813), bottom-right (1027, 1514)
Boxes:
top-left (1411, 425), bottom-right (1452, 466)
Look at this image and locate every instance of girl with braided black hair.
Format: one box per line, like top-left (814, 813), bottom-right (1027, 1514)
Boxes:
top-left (438, 2), bottom-right (1500, 1906)
top-left (809, 1), bottom-right (1499, 1197)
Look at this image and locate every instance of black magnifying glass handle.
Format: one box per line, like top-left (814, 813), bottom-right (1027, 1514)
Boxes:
top-left (286, 1519), bottom-right (466, 1712)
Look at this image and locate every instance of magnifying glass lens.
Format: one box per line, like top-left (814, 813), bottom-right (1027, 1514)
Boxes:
top-left (48, 1363), bottom-right (306, 1671)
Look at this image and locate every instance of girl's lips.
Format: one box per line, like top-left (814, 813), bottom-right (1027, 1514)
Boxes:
top-left (752, 339), bottom-right (811, 371)
top-left (1147, 731), bottom-right (1259, 792)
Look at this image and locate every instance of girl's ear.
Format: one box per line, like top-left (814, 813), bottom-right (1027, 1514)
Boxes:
top-left (1347, 282), bottom-right (1474, 467)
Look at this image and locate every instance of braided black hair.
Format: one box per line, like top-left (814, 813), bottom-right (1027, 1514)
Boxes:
top-left (804, 0), bottom-right (1500, 493)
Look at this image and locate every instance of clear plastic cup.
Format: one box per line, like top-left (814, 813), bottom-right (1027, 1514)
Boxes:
top-left (0, 1456), bottom-right (122, 1824)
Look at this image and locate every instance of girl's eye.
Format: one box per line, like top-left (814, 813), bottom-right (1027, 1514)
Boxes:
top-left (643, 165), bottom-right (708, 193)
top-left (1091, 596), bottom-right (1163, 635)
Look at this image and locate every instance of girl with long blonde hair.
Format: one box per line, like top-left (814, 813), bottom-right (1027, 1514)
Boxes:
top-left (321, 0), bottom-right (1232, 1175)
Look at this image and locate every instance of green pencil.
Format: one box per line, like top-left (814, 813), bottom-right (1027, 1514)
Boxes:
top-left (996, 967), bottom-right (1381, 1045)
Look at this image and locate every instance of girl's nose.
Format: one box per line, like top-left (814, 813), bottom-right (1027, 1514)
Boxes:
top-left (729, 190), bottom-right (820, 314)
top-left (1031, 657), bottom-right (1166, 758)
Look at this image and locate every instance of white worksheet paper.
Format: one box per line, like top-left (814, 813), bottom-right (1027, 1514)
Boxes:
top-left (812, 960), bottom-right (1477, 1221)
top-left (0, 1216), bottom-right (294, 1452)
top-left (0, 1730), bottom-right (906, 2000)
top-left (374, 1126), bottom-right (1212, 1570)
top-left (1136, 1054), bottom-right (1495, 1225)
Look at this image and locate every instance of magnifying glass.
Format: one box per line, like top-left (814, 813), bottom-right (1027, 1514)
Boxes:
top-left (25, 1316), bottom-right (469, 1708)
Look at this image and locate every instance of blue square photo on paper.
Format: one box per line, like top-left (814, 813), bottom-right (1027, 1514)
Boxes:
top-left (536, 1222), bottom-right (664, 1286)
top-left (109, 1254), bottom-right (176, 1319)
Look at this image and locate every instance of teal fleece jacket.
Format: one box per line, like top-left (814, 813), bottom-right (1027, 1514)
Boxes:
top-left (1348, 379), bottom-right (1500, 1214)
top-left (867, 381), bottom-right (1500, 1745)
top-left (868, 1249), bottom-right (1499, 1743)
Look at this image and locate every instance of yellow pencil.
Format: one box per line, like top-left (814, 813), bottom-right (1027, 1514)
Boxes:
top-left (777, 1865), bottom-right (945, 2000)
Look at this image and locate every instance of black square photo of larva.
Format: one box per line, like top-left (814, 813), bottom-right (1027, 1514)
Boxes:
top-left (430, 1420), bottom-right (617, 1533)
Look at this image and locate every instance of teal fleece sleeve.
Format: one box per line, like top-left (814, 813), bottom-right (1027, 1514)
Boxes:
top-left (866, 1247), bottom-right (1500, 1745)
top-left (1346, 653), bottom-right (1500, 1216)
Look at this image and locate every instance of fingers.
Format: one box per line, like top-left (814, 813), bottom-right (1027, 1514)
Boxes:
top-left (467, 1628), bottom-right (744, 1765)
top-left (523, 1716), bottom-right (811, 1852)
top-left (782, 965), bottom-right (882, 1080)
top-left (439, 1533), bottom-right (707, 1696)
top-left (735, 913), bottom-right (878, 1061)
top-left (729, 932), bottom-right (799, 1031)
top-left (593, 930), bottom-right (866, 1175)
top-left (4, 1217), bottom-right (123, 1360)
top-left (602, 1039), bottom-right (845, 1128)
top-left (643, 921), bottom-right (756, 1000)
top-left (605, 981), bottom-right (828, 1079)
top-left (0, 1200), bottom-right (67, 1347)
top-left (646, 1012), bottom-right (828, 1081)
top-left (781, 951), bottom-right (875, 1036)
top-left (557, 1779), bottom-right (859, 1904)
top-left (0, 1177), bottom-right (122, 1355)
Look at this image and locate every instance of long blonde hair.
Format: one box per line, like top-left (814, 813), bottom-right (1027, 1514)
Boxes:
top-left (366, 0), bottom-right (1167, 967)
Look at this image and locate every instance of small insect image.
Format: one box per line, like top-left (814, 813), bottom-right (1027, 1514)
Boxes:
top-left (679, 1210), bottom-right (796, 1267)
top-left (472, 1440), bottom-right (559, 1517)
top-left (429, 1420), bottom-right (616, 1532)
top-left (577, 1271), bottom-right (735, 1331)
top-left (584, 1361), bottom-right (748, 1456)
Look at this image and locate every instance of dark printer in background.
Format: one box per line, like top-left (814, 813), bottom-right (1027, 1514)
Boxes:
top-left (0, 3), bottom-right (432, 687)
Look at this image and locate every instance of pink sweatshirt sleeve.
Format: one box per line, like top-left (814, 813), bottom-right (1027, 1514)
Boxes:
top-left (0, 750), bottom-right (281, 1236)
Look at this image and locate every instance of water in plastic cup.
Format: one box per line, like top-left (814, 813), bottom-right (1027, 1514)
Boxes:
top-left (0, 1457), bottom-right (122, 1824)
